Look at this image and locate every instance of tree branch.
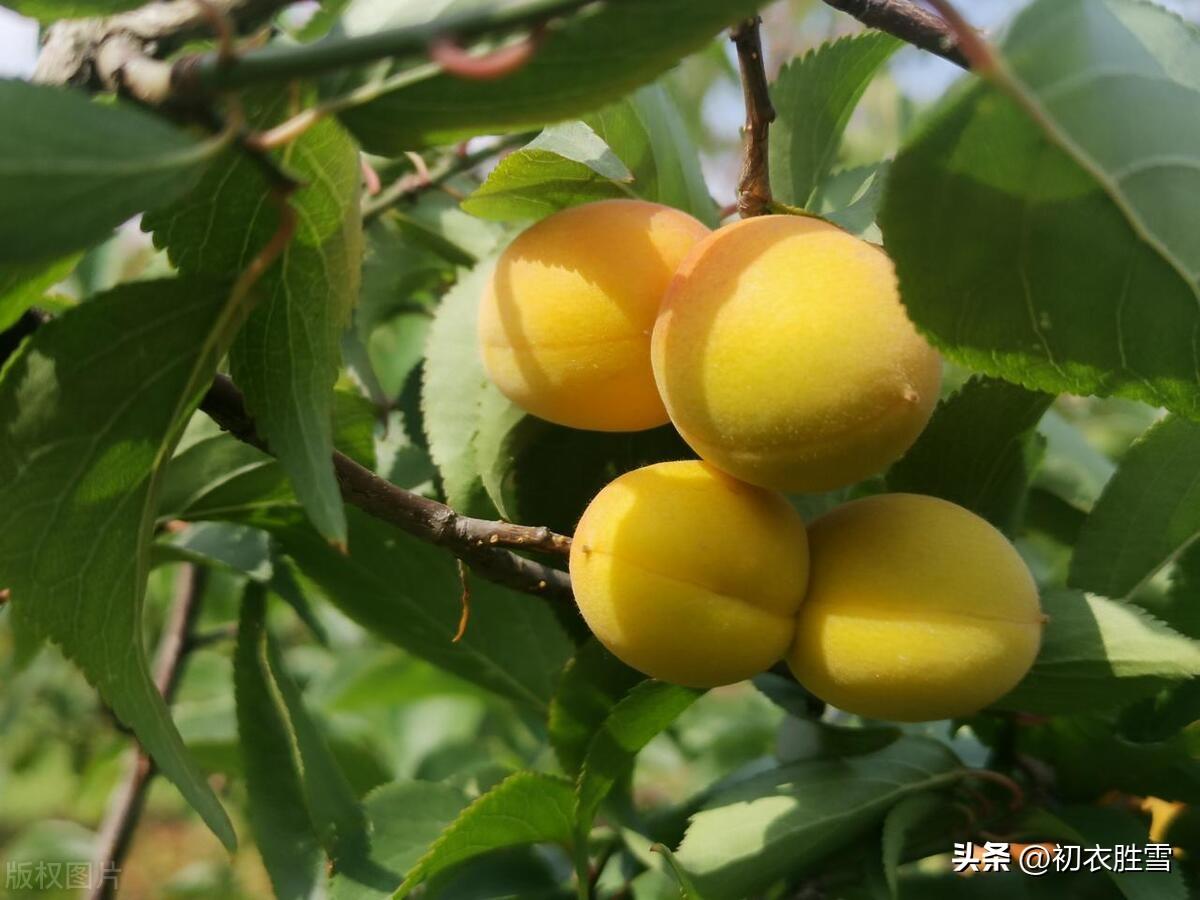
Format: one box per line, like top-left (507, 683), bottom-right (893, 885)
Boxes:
top-left (199, 375), bottom-right (574, 602)
top-left (731, 17), bottom-right (775, 219)
top-left (820, 0), bottom-right (968, 69)
top-left (88, 565), bottom-right (208, 900)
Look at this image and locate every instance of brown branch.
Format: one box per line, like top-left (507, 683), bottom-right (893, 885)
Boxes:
top-left (731, 17), bottom-right (775, 219)
top-left (32, 0), bottom-right (289, 101)
top-left (199, 375), bottom-right (574, 602)
top-left (820, 0), bottom-right (969, 69)
top-left (922, 0), bottom-right (994, 72)
top-left (88, 565), bottom-right (208, 900)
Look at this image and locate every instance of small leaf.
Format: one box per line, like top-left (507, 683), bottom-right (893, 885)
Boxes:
top-left (817, 163), bottom-right (890, 237)
top-left (881, 793), bottom-right (950, 898)
top-left (461, 122), bottom-right (633, 221)
top-left (1070, 415), bottom-right (1200, 599)
top-left (160, 428), bottom-right (294, 522)
top-left (0, 254), bottom-right (79, 332)
top-left (587, 81), bottom-right (718, 225)
top-left (674, 737), bottom-right (960, 899)
top-left (0, 279), bottom-right (239, 849)
top-left (0, 80), bottom-right (228, 263)
top-left (6, 0), bottom-right (144, 19)
top-left (393, 771), bottom-right (576, 898)
top-left (576, 681), bottom-right (703, 833)
top-left (888, 376), bottom-right (1054, 533)
top-left (770, 33), bottom-right (901, 208)
top-left (998, 590), bottom-right (1200, 714)
top-left (420, 259), bottom-right (502, 516)
top-left (652, 843), bottom-right (705, 900)
top-left (882, 0), bottom-right (1200, 419)
top-left (336, 0), bottom-right (765, 152)
top-left (145, 89), bottom-right (364, 545)
top-left (548, 638), bottom-right (644, 778)
top-left (330, 780), bottom-right (470, 900)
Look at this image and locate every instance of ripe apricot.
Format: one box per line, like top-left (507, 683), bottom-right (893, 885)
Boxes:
top-left (787, 493), bottom-right (1043, 722)
top-left (569, 460), bottom-right (809, 687)
top-left (479, 199), bottom-right (709, 432)
top-left (651, 215), bottom-right (941, 491)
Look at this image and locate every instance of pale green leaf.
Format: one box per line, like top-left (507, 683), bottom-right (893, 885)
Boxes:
top-left (1070, 415), bottom-right (1200, 598)
top-left (0, 255), bottom-right (79, 332)
top-left (392, 771), bottom-right (576, 898)
top-left (882, 0), bottom-right (1200, 418)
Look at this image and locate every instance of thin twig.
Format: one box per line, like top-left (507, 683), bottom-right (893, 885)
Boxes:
top-left (731, 17), bottom-right (775, 219)
top-left (362, 133), bottom-right (530, 221)
top-left (88, 565), bottom-right (208, 900)
top-left (199, 375), bottom-right (574, 602)
top-left (820, 0), bottom-right (968, 68)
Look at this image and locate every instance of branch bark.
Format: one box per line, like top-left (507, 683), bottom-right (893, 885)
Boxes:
top-left (88, 565), bottom-right (208, 900)
top-left (820, 0), bottom-right (968, 68)
top-left (200, 375), bottom-right (574, 602)
top-left (731, 17), bottom-right (775, 219)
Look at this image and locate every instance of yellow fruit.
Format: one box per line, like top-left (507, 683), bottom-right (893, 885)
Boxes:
top-left (651, 215), bottom-right (941, 491)
top-left (479, 199), bottom-right (710, 432)
top-left (569, 460), bottom-right (809, 687)
top-left (787, 493), bottom-right (1042, 722)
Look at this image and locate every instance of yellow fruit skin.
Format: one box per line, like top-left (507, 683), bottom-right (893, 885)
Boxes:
top-left (651, 215), bottom-right (942, 491)
top-left (479, 199), bottom-right (710, 432)
top-left (569, 461), bottom-right (809, 688)
top-left (787, 494), bottom-right (1042, 722)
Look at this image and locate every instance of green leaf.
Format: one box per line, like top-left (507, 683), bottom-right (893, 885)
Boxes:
top-left (769, 33), bottom-right (901, 208)
top-left (674, 737), bottom-right (960, 899)
top-left (271, 508), bottom-right (573, 711)
top-left (998, 590), bottom-right (1200, 714)
top-left (881, 793), bottom-right (950, 899)
top-left (5, 0), bottom-right (145, 19)
top-left (0, 255), bottom-right (79, 332)
top-left (236, 585), bottom-right (368, 898)
top-left (576, 682), bottom-right (703, 833)
top-left (587, 81), bottom-right (719, 226)
top-left (887, 376), bottom-right (1053, 533)
top-left (548, 639), bottom-right (644, 777)
top-left (0, 80), bottom-right (228, 263)
top-left (337, 0), bottom-right (764, 153)
top-left (144, 90), bottom-right (364, 545)
top-left (882, 0), bottom-right (1200, 419)
top-left (461, 122), bottom-right (633, 221)
top-left (1070, 415), bottom-right (1200, 598)
top-left (392, 771), bottom-right (576, 898)
top-left (420, 259), bottom-right (503, 516)
top-left (0, 279), bottom-right (240, 849)
top-left (817, 163), bottom-right (890, 236)
top-left (160, 428), bottom-right (295, 522)
top-left (775, 716), bottom-right (902, 765)
top-left (163, 522), bottom-right (272, 581)
top-left (651, 843), bottom-right (704, 900)
top-left (330, 780), bottom-right (471, 900)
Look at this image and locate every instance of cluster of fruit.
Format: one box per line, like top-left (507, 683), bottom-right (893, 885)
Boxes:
top-left (478, 199), bottom-right (1043, 722)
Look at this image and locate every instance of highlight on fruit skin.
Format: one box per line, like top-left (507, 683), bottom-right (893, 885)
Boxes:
top-left (787, 493), bottom-right (1043, 722)
top-left (478, 199), bottom-right (710, 432)
top-left (569, 460), bottom-right (809, 688)
top-left (651, 214), bottom-right (942, 492)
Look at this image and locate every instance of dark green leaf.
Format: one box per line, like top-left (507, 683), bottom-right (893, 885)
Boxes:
top-left (882, 0), bottom-right (1200, 418)
top-left (587, 82), bottom-right (719, 226)
top-left (160, 427), bottom-right (295, 522)
top-left (236, 585), bottom-right (367, 898)
top-left (393, 771), bottom-right (576, 898)
top-left (0, 80), bottom-right (227, 263)
top-left (888, 376), bottom-right (1053, 533)
top-left (145, 90), bottom-right (363, 545)
top-left (547, 639), bottom-right (644, 778)
top-left (674, 737), bottom-right (960, 899)
top-left (770, 33), bottom-right (900, 208)
top-left (0, 279), bottom-right (239, 849)
top-left (330, 780), bottom-right (471, 900)
top-left (998, 590), bottom-right (1200, 714)
top-left (881, 793), bottom-right (950, 899)
top-left (461, 122), bottom-right (633, 221)
top-left (272, 508), bottom-right (572, 711)
top-left (1070, 415), bottom-right (1200, 598)
top-left (775, 717), bottom-right (903, 764)
top-left (576, 681), bottom-right (703, 833)
top-left (336, 0), bottom-right (764, 153)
